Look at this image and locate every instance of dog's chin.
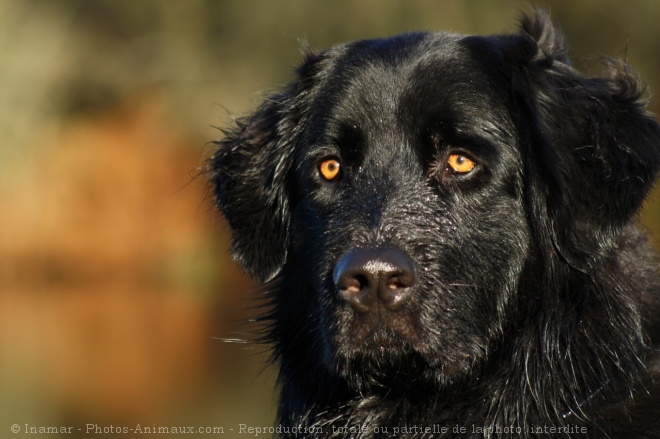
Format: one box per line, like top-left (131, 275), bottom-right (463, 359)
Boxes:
top-left (333, 350), bottom-right (465, 392)
top-left (329, 328), bottom-right (469, 390)
top-left (354, 326), bottom-right (415, 355)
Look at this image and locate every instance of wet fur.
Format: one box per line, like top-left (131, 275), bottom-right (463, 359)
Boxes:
top-left (210, 11), bottom-right (660, 438)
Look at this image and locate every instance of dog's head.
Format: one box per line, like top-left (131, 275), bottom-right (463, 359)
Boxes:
top-left (210, 12), bottom-right (659, 389)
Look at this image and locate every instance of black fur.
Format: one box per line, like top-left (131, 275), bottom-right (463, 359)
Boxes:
top-left (210, 11), bottom-right (660, 438)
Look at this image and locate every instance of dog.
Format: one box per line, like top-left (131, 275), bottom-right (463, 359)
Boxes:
top-left (210, 10), bottom-right (660, 438)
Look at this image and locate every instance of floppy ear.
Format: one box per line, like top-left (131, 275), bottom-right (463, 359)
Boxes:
top-left (511, 11), bottom-right (660, 270)
top-left (210, 50), bottom-right (329, 281)
top-left (210, 93), bottom-right (294, 281)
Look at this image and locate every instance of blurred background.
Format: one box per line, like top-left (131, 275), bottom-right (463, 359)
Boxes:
top-left (1, 0), bottom-right (659, 437)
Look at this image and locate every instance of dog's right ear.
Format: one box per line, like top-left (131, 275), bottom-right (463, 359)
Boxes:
top-left (210, 51), bottom-right (328, 282)
top-left (210, 92), bottom-right (294, 282)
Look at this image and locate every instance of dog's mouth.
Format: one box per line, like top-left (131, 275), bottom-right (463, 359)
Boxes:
top-left (326, 246), bottom-right (479, 383)
top-left (329, 300), bottom-right (429, 363)
top-left (328, 246), bottom-right (428, 355)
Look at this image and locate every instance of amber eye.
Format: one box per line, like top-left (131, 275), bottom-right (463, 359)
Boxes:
top-left (319, 158), bottom-right (342, 181)
top-left (446, 154), bottom-right (476, 175)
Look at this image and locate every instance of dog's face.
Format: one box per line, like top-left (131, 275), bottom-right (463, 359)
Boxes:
top-left (211, 16), bottom-right (659, 392)
top-left (289, 33), bottom-right (529, 379)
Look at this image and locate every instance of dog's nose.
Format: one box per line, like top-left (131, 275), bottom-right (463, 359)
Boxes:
top-left (333, 247), bottom-right (417, 313)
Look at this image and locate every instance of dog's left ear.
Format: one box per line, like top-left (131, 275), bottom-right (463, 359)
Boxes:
top-left (510, 10), bottom-right (660, 270)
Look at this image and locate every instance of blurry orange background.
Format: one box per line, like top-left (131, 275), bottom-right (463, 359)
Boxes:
top-left (1, 1), bottom-right (659, 437)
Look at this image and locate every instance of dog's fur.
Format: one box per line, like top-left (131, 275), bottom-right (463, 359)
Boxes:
top-left (210, 11), bottom-right (660, 438)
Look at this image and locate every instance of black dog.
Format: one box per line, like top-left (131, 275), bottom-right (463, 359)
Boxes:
top-left (211, 10), bottom-right (660, 438)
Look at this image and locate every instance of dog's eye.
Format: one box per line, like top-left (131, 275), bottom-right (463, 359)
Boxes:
top-left (446, 154), bottom-right (476, 175)
top-left (319, 159), bottom-right (342, 181)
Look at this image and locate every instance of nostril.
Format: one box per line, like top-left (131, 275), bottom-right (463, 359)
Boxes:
top-left (387, 269), bottom-right (416, 289)
top-left (387, 276), bottom-right (404, 290)
top-left (344, 275), bottom-right (367, 296)
top-left (381, 270), bottom-right (415, 310)
top-left (386, 276), bottom-right (405, 290)
top-left (335, 271), bottom-right (374, 313)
